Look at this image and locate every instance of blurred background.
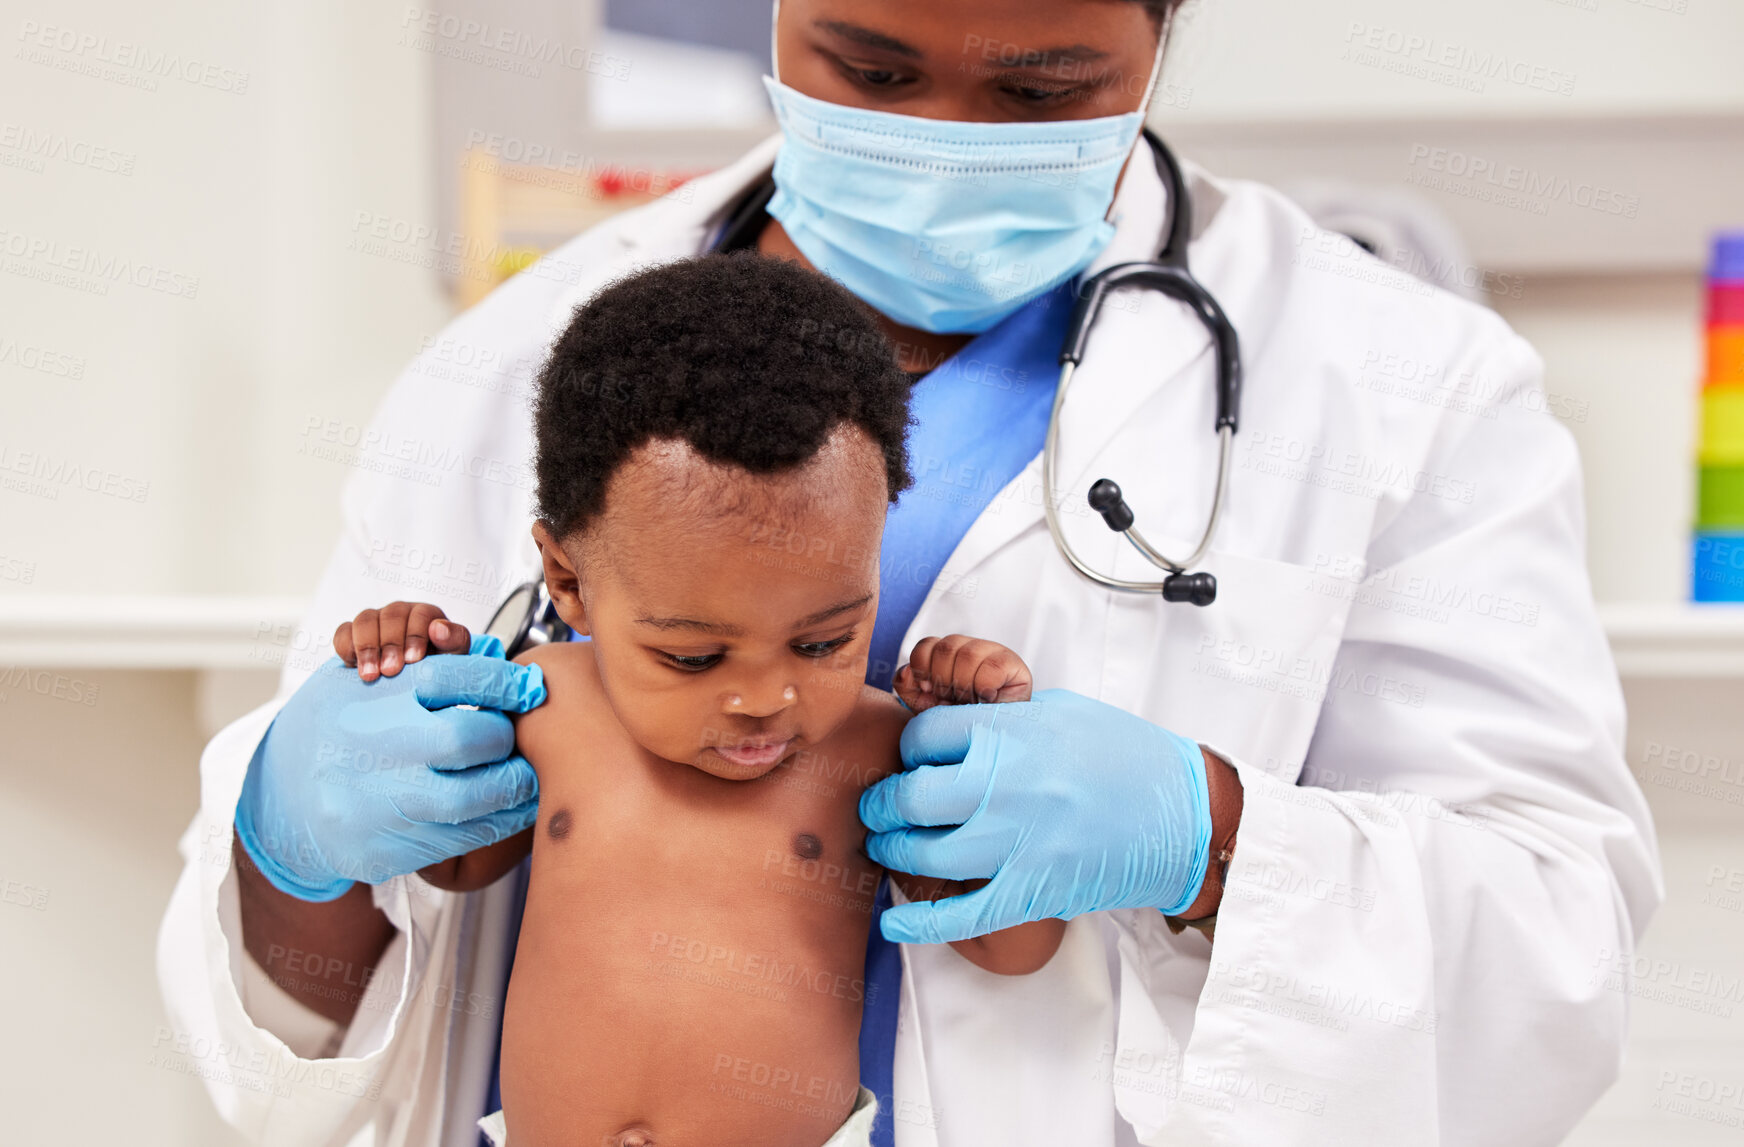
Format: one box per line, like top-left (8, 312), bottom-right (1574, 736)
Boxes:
top-left (2, 0), bottom-right (1742, 1141)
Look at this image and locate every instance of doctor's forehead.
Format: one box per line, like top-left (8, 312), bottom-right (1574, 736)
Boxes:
top-left (792, 0), bottom-right (1157, 56)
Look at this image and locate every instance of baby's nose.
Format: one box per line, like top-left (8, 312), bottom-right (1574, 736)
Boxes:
top-left (722, 682), bottom-right (798, 717)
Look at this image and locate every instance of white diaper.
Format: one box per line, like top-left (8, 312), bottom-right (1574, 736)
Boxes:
top-left (477, 1086), bottom-right (878, 1146)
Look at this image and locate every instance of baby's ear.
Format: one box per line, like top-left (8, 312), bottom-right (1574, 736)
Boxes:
top-left (532, 520), bottom-right (590, 636)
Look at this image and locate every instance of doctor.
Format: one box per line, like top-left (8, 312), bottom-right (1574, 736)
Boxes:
top-left (160, 0), bottom-right (1661, 1144)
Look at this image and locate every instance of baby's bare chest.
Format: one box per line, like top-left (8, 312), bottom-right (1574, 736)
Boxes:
top-left (529, 746), bottom-right (888, 924)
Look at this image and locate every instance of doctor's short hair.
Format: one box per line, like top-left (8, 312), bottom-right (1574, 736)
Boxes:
top-left (1132, 0), bottom-right (1189, 22)
top-left (531, 251), bottom-right (915, 539)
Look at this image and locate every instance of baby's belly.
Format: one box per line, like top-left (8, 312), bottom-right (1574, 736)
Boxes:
top-left (501, 835), bottom-right (879, 1147)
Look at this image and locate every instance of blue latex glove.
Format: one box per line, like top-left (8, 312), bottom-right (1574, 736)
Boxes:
top-left (235, 634), bottom-right (546, 901)
top-left (860, 689), bottom-right (1212, 944)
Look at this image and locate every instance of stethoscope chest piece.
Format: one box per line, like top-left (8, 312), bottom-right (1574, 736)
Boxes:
top-left (485, 579), bottom-right (574, 658)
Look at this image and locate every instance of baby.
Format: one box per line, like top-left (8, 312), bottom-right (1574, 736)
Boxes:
top-left (334, 253), bottom-right (1064, 1146)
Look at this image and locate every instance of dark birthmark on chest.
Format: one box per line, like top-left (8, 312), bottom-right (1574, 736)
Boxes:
top-left (546, 808), bottom-right (573, 842)
top-left (792, 832), bottom-right (824, 860)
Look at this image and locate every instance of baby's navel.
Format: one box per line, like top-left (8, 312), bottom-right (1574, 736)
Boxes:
top-left (613, 1130), bottom-right (655, 1147)
top-left (793, 832), bottom-right (824, 860)
top-left (546, 808), bottom-right (573, 842)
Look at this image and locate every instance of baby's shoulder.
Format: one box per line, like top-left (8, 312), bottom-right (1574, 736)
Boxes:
top-left (516, 639), bottom-right (597, 680)
top-left (513, 641), bottom-right (608, 728)
top-left (811, 687), bottom-right (910, 787)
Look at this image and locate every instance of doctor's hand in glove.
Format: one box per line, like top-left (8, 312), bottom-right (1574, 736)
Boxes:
top-left (860, 689), bottom-right (1243, 944)
top-left (234, 602), bottom-right (546, 902)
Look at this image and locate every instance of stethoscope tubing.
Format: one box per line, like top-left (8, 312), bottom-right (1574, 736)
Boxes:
top-left (1041, 132), bottom-right (1240, 597)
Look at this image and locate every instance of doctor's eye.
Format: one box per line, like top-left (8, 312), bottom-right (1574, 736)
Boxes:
top-left (660, 652), bottom-right (723, 672)
top-left (831, 56), bottom-right (915, 92)
top-left (999, 82), bottom-right (1087, 108)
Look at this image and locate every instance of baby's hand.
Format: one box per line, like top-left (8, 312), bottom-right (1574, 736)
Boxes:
top-left (334, 601), bottom-right (472, 682)
top-left (894, 634), bottom-right (1033, 712)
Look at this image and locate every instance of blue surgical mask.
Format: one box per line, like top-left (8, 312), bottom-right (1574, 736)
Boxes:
top-left (760, 2), bottom-right (1167, 334)
top-left (762, 78), bottom-right (1147, 334)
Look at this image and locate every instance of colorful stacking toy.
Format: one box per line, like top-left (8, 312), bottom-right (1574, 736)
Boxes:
top-left (1695, 233), bottom-right (1744, 602)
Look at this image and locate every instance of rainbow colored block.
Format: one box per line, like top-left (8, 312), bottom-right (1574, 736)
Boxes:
top-left (1695, 531), bottom-right (1744, 602)
top-left (1695, 233), bottom-right (1744, 600)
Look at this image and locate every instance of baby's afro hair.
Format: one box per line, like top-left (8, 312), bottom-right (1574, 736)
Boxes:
top-left (533, 252), bottom-right (915, 538)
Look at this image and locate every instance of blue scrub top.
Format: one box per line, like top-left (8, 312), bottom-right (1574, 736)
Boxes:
top-left (482, 281), bottom-right (1073, 1147)
top-left (855, 283), bottom-right (1073, 1145)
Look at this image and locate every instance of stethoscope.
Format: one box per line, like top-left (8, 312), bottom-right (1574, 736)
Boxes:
top-left (487, 130), bottom-right (1239, 655)
top-left (1049, 128), bottom-right (1240, 607)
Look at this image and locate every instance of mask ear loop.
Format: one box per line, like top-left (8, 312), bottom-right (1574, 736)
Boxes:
top-left (1133, 10), bottom-right (1174, 125)
top-left (770, 0), bottom-right (783, 83)
top-left (1118, 11), bottom-right (1176, 225)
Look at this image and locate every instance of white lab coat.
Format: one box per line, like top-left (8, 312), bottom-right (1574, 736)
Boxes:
top-left (158, 135), bottom-right (1660, 1147)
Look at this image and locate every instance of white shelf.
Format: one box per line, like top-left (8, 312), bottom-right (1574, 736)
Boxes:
top-left (0, 596), bottom-right (307, 671)
top-left (2, 596), bottom-right (1742, 678)
top-left (1598, 601), bottom-right (1744, 679)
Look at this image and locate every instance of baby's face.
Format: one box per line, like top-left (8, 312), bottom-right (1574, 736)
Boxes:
top-left (541, 430), bottom-right (888, 780)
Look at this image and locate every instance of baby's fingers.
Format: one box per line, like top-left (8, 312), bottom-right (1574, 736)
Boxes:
top-left (894, 664), bottom-right (939, 713)
top-left (426, 615), bottom-right (472, 656)
top-left (946, 640), bottom-right (1003, 703)
top-left (375, 602), bottom-right (418, 676)
top-left (401, 602), bottom-right (455, 667)
top-left (374, 601), bottom-right (460, 677)
top-left (334, 621), bottom-right (357, 667)
top-left (969, 648), bottom-right (1032, 703)
top-left (905, 637), bottom-right (942, 697)
top-left (349, 609), bottom-right (384, 681)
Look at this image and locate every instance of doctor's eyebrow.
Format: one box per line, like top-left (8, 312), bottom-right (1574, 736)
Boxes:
top-left (984, 44), bottom-right (1113, 72)
top-left (813, 22), bottom-right (1113, 74)
top-left (814, 20), bottom-right (924, 59)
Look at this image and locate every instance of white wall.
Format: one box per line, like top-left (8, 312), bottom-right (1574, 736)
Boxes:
top-left (1164, 0), bottom-right (1744, 121)
top-left (1, 0), bottom-right (449, 598)
top-left (1495, 273), bottom-right (1705, 603)
top-left (0, 669), bottom-right (253, 1147)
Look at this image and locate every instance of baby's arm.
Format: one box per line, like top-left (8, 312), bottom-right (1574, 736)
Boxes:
top-left (892, 874), bottom-right (1067, 976)
top-left (333, 602), bottom-right (533, 891)
top-left (885, 636), bottom-right (1066, 976)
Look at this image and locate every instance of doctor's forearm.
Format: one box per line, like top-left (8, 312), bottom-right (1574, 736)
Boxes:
top-left (233, 835), bottom-right (396, 1026)
top-left (1174, 748), bottom-right (1242, 923)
